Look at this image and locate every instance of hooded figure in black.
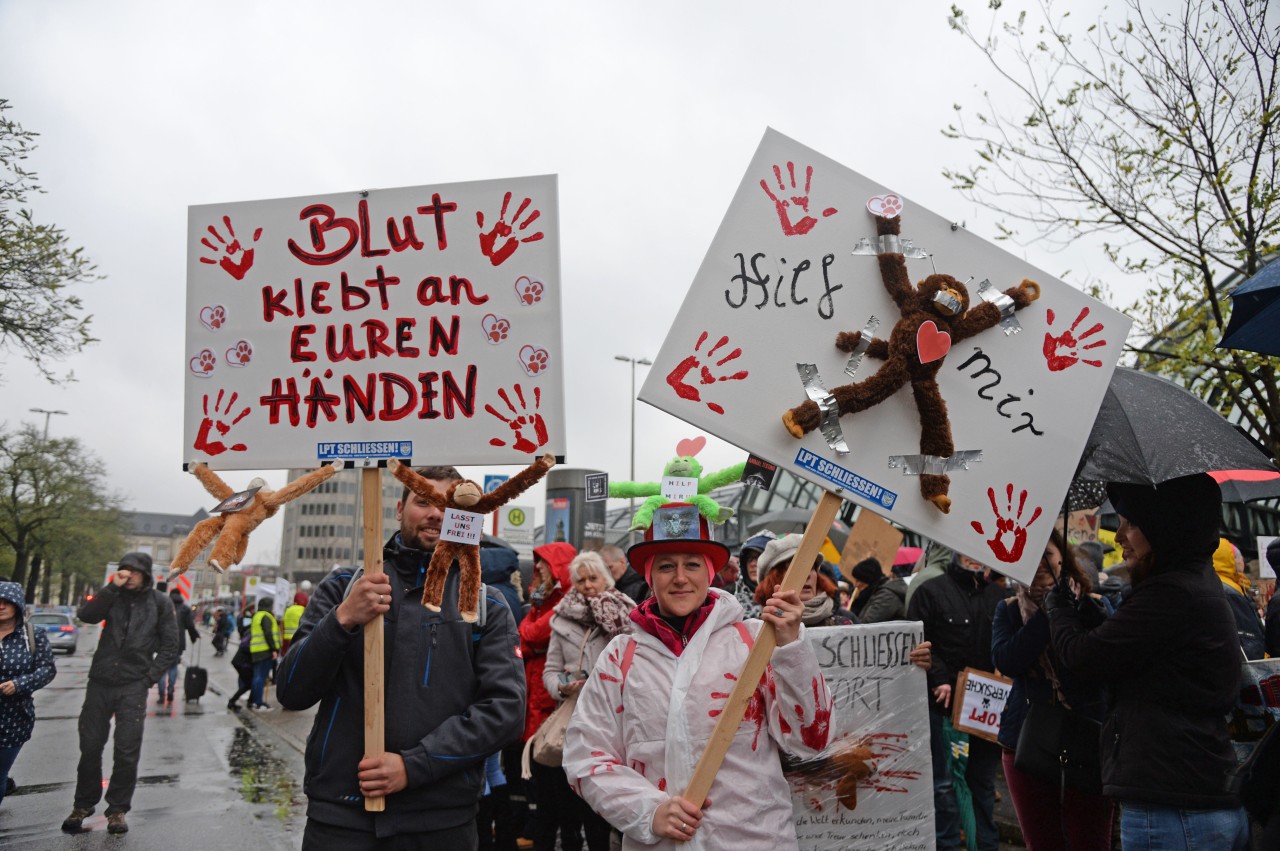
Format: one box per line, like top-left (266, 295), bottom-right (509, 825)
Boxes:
top-left (1046, 474), bottom-right (1248, 848)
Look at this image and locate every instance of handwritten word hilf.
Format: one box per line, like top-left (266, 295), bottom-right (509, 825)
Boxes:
top-left (724, 251), bottom-right (844, 320)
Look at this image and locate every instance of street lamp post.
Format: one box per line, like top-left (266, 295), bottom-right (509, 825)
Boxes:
top-left (614, 355), bottom-right (652, 546)
top-left (29, 408), bottom-right (68, 441)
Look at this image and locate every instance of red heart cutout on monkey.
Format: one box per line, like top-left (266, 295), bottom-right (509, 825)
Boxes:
top-left (675, 436), bottom-right (706, 457)
top-left (916, 321), bottom-right (952, 364)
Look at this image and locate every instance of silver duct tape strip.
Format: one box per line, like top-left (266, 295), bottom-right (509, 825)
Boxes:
top-left (932, 290), bottom-right (963, 314)
top-left (850, 235), bottom-right (928, 259)
top-left (843, 315), bottom-right (882, 378)
top-left (887, 450), bottom-right (984, 476)
top-left (797, 363), bottom-right (850, 455)
top-left (977, 279), bottom-right (1021, 335)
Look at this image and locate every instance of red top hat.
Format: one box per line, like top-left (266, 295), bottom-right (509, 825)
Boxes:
top-left (626, 503), bottom-right (731, 585)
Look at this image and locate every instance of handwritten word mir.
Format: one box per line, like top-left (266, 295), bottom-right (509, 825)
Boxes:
top-left (725, 252), bottom-right (843, 320)
top-left (953, 348), bottom-right (1044, 436)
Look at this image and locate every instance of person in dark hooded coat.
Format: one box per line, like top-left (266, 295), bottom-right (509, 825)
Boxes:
top-left (1047, 474), bottom-right (1248, 850)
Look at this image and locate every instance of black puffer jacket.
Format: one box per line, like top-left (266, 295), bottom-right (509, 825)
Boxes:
top-left (277, 534), bottom-right (526, 838)
top-left (1049, 474), bottom-right (1241, 809)
top-left (79, 575), bottom-right (178, 687)
top-left (906, 560), bottom-right (1009, 697)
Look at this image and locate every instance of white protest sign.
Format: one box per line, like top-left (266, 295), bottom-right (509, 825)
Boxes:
top-left (639, 129), bottom-right (1131, 584)
top-left (661, 475), bottom-right (698, 500)
top-left (950, 668), bottom-right (1012, 744)
top-left (1258, 535), bottom-right (1278, 579)
top-left (184, 176), bottom-right (565, 470)
top-left (787, 622), bottom-right (933, 850)
top-left (442, 508), bottom-right (484, 545)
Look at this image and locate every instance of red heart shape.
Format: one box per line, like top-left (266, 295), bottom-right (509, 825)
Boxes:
top-left (916, 320), bottom-right (952, 364)
top-left (675, 436), bottom-right (706, 458)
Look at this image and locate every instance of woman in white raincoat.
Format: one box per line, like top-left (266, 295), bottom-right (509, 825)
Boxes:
top-left (563, 504), bottom-right (832, 850)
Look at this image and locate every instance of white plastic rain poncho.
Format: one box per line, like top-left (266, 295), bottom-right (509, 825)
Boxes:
top-left (563, 588), bottom-right (832, 850)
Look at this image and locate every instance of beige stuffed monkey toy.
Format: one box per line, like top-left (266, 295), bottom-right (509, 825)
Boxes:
top-left (170, 460), bottom-right (343, 578)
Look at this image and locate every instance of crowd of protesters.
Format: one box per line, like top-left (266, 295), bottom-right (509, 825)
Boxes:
top-left (5, 463), bottom-right (1278, 850)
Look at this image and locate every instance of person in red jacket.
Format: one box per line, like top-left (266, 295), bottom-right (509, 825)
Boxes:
top-left (519, 542), bottom-right (577, 851)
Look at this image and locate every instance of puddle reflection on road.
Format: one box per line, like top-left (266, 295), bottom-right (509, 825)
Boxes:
top-left (227, 726), bottom-right (298, 821)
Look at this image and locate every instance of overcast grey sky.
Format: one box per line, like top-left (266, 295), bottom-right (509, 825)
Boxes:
top-left (2, 0), bottom-right (1130, 564)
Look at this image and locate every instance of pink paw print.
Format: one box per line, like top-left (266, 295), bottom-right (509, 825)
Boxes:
top-left (225, 340), bottom-right (253, 367)
top-left (514, 276), bottom-right (544, 305)
top-left (199, 305), bottom-right (226, 330)
top-left (481, 314), bottom-right (511, 344)
top-left (199, 216), bottom-right (262, 281)
top-left (189, 349), bottom-right (217, 377)
top-left (520, 345), bottom-right (550, 376)
top-left (477, 192), bottom-right (544, 266)
top-left (867, 193), bottom-right (903, 217)
top-left (486, 384), bottom-right (549, 454)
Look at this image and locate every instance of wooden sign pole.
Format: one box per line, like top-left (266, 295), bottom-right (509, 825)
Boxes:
top-left (362, 466), bottom-right (387, 813)
top-left (681, 490), bottom-right (843, 807)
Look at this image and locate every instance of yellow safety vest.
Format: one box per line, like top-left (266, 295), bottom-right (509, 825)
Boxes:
top-left (250, 609), bottom-right (277, 655)
top-left (282, 604), bottom-right (304, 641)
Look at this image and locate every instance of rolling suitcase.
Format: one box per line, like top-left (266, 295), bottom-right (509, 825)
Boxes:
top-left (184, 641), bottom-right (208, 702)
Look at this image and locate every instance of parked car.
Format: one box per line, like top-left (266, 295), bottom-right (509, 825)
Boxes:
top-left (28, 611), bottom-right (79, 654)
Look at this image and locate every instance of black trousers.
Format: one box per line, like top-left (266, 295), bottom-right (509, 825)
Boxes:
top-left (73, 680), bottom-right (149, 814)
top-left (303, 817), bottom-right (478, 850)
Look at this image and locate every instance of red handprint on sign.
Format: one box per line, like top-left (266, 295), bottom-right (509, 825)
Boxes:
top-left (1043, 307), bottom-right (1106, 371)
top-left (665, 331), bottom-right (749, 415)
top-left (193, 390), bottom-right (251, 456)
top-left (759, 162), bottom-right (838, 237)
top-left (199, 216), bottom-right (262, 281)
top-left (477, 192), bottom-right (544, 266)
top-left (970, 484), bottom-right (1044, 563)
top-left (486, 384), bottom-right (549, 453)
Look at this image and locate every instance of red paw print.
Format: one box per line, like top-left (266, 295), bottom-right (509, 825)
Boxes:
top-left (226, 340), bottom-right (253, 367)
top-left (486, 384), bottom-right (549, 454)
top-left (199, 216), bottom-right (262, 281)
top-left (520, 345), bottom-right (550, 376)
top-left (199, 305), bottom-right (226, 330)
top-left (481, 314), bottom-right (511, 344)
top-left (189, 349), bottom-right (217, 377)
top-left (759, 162), bottom-right (838, 237)
top-left (514, 276), bottom-right (544, 305)
top-left (665, 331), bottom-right (749, 415)
top-left (1044, 307), bottom-right (1106, 372)
top-left (970, 484), bottom-right (1044, 564)
top-left (477, 192), bottom-right (544, 266)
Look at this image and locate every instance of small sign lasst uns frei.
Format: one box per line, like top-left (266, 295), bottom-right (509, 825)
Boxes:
top-left (184, 176), bottom-right (565, 471)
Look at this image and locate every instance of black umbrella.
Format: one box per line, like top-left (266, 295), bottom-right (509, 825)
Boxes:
top-left (1208, 470), bottom-right (1280, 503)
top-left (1077, 368), bottom-right (1277, 485)
top-left (1219, 261), bottom-right (1280, 357)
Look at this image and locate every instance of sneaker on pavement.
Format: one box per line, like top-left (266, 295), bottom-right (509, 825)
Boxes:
top-left (61, 807), bottom-right (93, 833)
top-left (107, 812), bottom-right (128, 834)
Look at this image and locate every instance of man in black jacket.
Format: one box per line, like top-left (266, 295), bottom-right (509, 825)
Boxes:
top-left (63, 552), bottom-right (178, 835)
top-left (906, 552), bottom-right (1009, 851)
top-left (158, 588), bottom-right (200, 704)
top-left (602, 543), bottom-right (649, 603)
top-left (278, 464), bottom-right (526, 849)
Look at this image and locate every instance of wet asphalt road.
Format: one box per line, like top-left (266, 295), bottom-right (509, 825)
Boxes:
top-left (0, 624), bottom-right (311, 850)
